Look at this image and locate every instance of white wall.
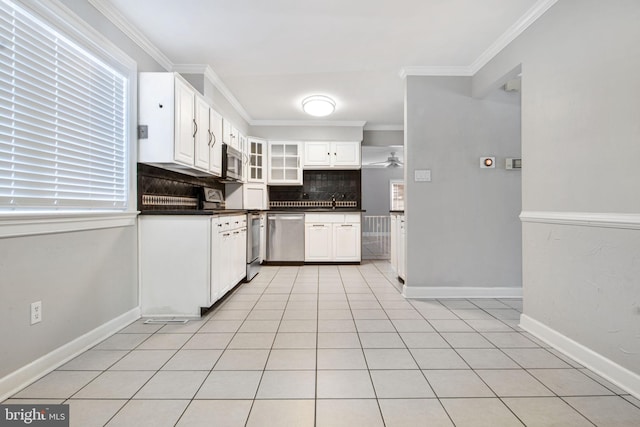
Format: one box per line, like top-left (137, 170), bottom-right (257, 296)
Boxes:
top-left (472, 0), bottom-right (640, 385)
top-left (404, 77), bottom-right (522, 294)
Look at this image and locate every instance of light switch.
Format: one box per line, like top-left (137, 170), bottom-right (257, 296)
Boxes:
top-left (414, 169), bottom-right (431, 182)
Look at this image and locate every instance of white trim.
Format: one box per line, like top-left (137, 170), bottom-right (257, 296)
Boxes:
top-left (0, 307), bottom-right (141, 402)
top-left (364, 125), bottom-right (404, 131)
top-left (520, 211), bottom-right (640, 230)
top-left (16, 0), bottom-right (136, 72)
top-left (87, 0), bottom-right (173, 70)
top-left (173, 64), bottom-right (253, 124)
top-left (399, 66), bottom-right (473, 78)
top-left (399, 0), bottom-right (558, 78)
top-left (469, 0), bottom-right (559, 74)
top-left (520, 314), bottom-right (640, 399)
top-left (402, 285), bottom-right (522, 299)
top-left (0, 212), bottom-right (138, 239)
top-left (250, 120), bottom-right (367, 128)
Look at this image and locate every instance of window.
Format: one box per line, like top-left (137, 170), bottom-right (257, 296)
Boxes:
top-left (0, 0), bottom-right (130, 212)
top-left (390, 179), bottom-right (404, 211)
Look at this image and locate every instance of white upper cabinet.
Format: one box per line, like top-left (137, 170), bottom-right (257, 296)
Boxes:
top-left (247, 137), bottom-right (267, 183)
top-left (138, 72), bottom-right (225, 177)
top-left (139, 72), bottom-right (195, 167)
top-left (303, 141), bottom-right (332, 167)
top-left (222, 119), bottom-right (239, 149)
top-left (193, 93), bottom-right (211, 171)
top-left (268, 141), bottom-right (303, 185)
top-left (208, 108), bottom-right (223, 176)
top-left (303, 141), bottom-right (361, 169)
top-left (172, 75), bottom-right (197, 166)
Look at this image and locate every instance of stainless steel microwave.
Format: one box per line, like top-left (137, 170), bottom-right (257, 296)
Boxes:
top-left (222, 143), bottom-right (243, 181)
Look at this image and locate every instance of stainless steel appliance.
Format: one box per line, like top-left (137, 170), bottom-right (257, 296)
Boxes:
top-left (246, 212), bottom-right (261, 281)
top-left (199, 187), bottom-right (224, 210)
top-left (222, 144), bottom-right (243, 181)
top-left (267, 213), bottom-right (305, 262)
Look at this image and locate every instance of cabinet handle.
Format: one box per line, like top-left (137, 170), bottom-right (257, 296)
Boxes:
top-left (312, 224), bottom-right (325, 227)
top-left (211, 132), bottom-right (216, 146)
top-left (233, 231), bottom-right (239, 235)
top-left (341, 224), bottom-right (353, 227)
top-left (193, 119), bottom-right (197, 137)
top-left (223, 233), bottom-right (230, 236)
top-left (208, 129), bottom-right (212, 146)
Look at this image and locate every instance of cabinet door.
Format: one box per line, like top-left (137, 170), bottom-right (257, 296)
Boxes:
top-left (210, 219), bottom-right (223, 303)
top-left (303, 141), bottom-right (331, 167)
top-left (305, 224), bottom-right (333, 261)
top-left (173, 77), bottom-right (195, 166)
top-left (220, 230), bottom-right (233, 294)
top-left (248, 138), bottom-right (266, 183)
top-left (268, 141), bottom-right (302, 185)
top-left (222, 119), bottom-right (238, 148)
top-left (398, 217), bottom-right (406, 280)
top-left (193, 94), bottom-right (210, 171)
top-left (332, 141), bottom-right (361, 168)
top-left (390, 215), bottom-right (398, 274)
top-left (333, 223), bottom-right (361, 261)
top-left (237, 227), bottom-right (247, 283)
top-left (208, 108), bottom-right (223, 176)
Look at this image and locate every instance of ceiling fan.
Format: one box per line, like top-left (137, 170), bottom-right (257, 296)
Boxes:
top-left (370, 151), bottom-right (404, 168)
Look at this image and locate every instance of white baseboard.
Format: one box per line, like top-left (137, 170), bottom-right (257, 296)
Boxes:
top-left (0, 307), bottom-right (140, 402)
top-left (402, 285), bottom-right (522, 299)
top-left (520, 314), bottom-right (640, 399)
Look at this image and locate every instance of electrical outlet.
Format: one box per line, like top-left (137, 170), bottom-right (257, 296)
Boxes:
top-left (31, 301), bottom-right (42, 325)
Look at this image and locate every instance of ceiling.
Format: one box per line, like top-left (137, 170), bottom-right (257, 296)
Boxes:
top-left (100, 0), bottom-right (542, 128)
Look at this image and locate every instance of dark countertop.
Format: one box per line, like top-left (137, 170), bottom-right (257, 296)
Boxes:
top-left (266, 209), bottom-right (366, 213)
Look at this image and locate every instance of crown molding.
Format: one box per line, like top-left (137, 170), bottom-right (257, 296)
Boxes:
top-left (87, 0), bottom-right (173, 71)
top-left (469, 0), bottom-right (559, 74)
top-left (399, 66), bottom-right (473, 78)
top-left (173, 64), bottom-right (252, 124)
top-left (363, 125), bottom-right (404, 131)
top-left (250, 120), bottom-right (366, 128)
top-left (400, 0), bottom-right (558, 78)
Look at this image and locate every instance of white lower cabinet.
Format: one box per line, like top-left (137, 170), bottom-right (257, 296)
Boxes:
top-left (140, 215), bottom-right (246, 317)
top-left (390, 213), bottom-right (406, 280)
top-left (305, 223), bottom-right (333, 261)
top-left (304, 213), bottom-right (361, 262)
top-left (334, 222), bottom-right (361, 261)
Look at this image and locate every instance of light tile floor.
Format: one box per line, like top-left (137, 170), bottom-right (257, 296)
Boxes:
top-left (5, 261), bottom-right (640, 426)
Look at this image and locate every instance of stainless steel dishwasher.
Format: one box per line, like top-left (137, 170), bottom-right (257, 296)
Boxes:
top-left (267, 213), bottom-right (305, 262)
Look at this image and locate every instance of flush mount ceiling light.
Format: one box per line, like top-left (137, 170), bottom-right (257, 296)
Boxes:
top-left (302, 95), bottom-right (335, 117)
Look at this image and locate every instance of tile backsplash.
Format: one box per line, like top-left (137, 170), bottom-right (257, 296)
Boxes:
top-left (269, 170), bottom-right (361, 208)
top-left (137, 164), bottom-right (224, 211)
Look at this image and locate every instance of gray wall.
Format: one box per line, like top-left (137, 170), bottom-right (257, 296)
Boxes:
top-left (362, 130), bottom-right (403, 147)
top-left (472, 0), bottom-right (640, 375)
top-left (0, 227), bottom-right (138, 378)
top-left (0, 0), bottom-right (164, 381)
top-left (362, 168), bottom-right (404, 216)
top-left (405, 77), bottom-right (522, 289)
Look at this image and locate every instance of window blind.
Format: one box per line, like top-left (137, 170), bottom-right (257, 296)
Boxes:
top-left (0, 0), bottom-right (128, 211)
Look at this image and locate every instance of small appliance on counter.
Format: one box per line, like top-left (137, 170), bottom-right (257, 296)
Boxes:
top-left (199, 187), bottom-right (225, 210)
